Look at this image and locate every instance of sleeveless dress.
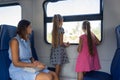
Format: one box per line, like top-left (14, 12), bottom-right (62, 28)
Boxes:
top-left (50, 27), bottom-right (69, 65)
top-left (8, 35), bottom-right (49, 80)
top-left (75, 34), bottom-right (101, 72)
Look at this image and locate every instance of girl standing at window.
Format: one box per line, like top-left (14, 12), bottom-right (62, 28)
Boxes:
top-left (50, 14), bottom-right (70, 79)
top-left (75, 20), bottom-right (101, 80)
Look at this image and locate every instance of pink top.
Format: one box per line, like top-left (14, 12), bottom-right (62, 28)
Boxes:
top-left (75, 34), bottom-right (101, 72)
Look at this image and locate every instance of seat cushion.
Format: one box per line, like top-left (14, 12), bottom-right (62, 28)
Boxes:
top-left (84, 71), bottom-right (112, 80)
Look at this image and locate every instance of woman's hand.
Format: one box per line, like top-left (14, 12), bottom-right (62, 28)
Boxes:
top-left (33, 61), bottom-right (46, 70)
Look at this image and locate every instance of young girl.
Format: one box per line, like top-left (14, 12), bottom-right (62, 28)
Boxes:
top-left (75, 20), bottom-right (101, 80)
top-left (50, 14), bottom-right (70, 78)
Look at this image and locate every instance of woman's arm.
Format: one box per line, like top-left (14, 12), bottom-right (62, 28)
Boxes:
top-left (10, 38), bottom-right (36, 68)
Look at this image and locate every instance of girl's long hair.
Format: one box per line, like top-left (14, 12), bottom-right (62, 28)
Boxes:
top-left (82, 21), bottom-right (94, 56)
top-left (17, 19), bottom-right (31, 40)
top-left (52, 14), bottom-right (63, 48)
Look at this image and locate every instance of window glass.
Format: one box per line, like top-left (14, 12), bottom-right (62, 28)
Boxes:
top-left (47, 0), bottom-right (100, 17)
top-left (44, 0), bottom-right (103, 44)
top-left (47, 20), bottom-right (101, 44)
top-left (0, 5), bottom-right (21, 26)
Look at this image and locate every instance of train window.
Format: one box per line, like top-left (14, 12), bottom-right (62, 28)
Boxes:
top-left (43, 0), bottom-right (103, 44)
top-left (0, 3), bottom-right (21, 26)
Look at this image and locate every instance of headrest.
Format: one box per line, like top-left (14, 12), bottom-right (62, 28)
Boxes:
top-left (115, 25), bottom-right (120, 48)
top-left (0, 25), bottom-right (17, 50)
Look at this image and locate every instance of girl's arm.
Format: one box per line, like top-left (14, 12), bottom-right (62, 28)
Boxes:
top-left (10, 38), bottom-right (36, 68)
top-left (60, 33), bottom-right (64, 46)
top-left (60, 33), bottom-right (70, 47)
top-left (77, 37), bottom-right (83, 52)
top-left (94, 35), bottom-right (100, 45)
top-left (91, 32), bottom-right (100, 45)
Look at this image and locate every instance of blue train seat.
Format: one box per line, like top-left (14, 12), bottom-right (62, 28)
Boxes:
top-left (0, 25), bottom-right (38, 80)
top-left (115, 25), bottom-right (120, 48)
top-left (84, 48), bottom-right (120, 80)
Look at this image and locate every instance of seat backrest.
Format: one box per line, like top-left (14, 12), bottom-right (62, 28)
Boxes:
top-left (0, 26), bottom-right (1, 51)
top-left (0, 25), bottom-right (17, 50)
top-left (115, 25), bottom-right (120, 48)
top-left (0, 26), bottom-right (2, 38)
top-left (30, 31), bottom-right (38, 60)
top-left (0, 25), bottom-right (38, 80)
top-left (111, 48), bottom-right (120, 80)
top-left (0, 25), bottom-right (16, 80)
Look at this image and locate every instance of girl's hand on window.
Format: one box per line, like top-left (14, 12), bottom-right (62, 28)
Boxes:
top-left (91, 32), bottom-right (96, 39)
top-left (64, 42), bottom-right (70, 47)
top-left (91, 32), bottom-right (100, 45)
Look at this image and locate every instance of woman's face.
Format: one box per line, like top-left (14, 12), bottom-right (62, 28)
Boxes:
top-left (26, 25), bottom-right (32, 34)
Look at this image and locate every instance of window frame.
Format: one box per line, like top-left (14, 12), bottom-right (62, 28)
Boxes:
top-left (0, 3), bottom-right (20, 7)
top-left (43, 0), bottom-right (103, 44)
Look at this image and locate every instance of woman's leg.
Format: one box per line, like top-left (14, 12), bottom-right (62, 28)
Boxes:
top-left (55, 64), bottom-right (61, 77)
top-left (77, 72), bottom-right (84, 80)
top-left (35, 72), bottom-right (53, 80)
top-left (49, 71), bottom-right (59, 80)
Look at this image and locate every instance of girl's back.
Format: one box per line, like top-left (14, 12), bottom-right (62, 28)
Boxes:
top-left (50, 27), bottom-right (69, 65)
top-left (76, 34), bottom-right (101, 72)
top-left (80, 34), bottom-right (97, 55)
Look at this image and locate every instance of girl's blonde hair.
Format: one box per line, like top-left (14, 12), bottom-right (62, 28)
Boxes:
top-left (52, 14), bottom-right (63, 48)
top-left (82, 20), bottom-right (93, 56)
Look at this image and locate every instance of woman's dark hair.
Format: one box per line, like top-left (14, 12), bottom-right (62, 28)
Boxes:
top-left (82, 20), bottom-right (93, 56)
top-left (17, 19), bottom-right (31, 39)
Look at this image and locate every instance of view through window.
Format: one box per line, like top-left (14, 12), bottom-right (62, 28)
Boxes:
top-left (0, 4), bottom-right (21, 26)
top-left (44, 0), bottom-right (103, 44)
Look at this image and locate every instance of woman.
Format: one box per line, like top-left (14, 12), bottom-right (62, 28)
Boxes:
top-left (8, 19), bottom-right (58, 80)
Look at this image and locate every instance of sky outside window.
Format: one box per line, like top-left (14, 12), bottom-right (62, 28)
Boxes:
top-left (47, 0), bottom-right (100, 17)
top-left (44, 0), bottom-right (102, 44)
top-left (47, 21), bottom-right (101, 43)
top-left (0, 5), bottom-right (21, 26)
